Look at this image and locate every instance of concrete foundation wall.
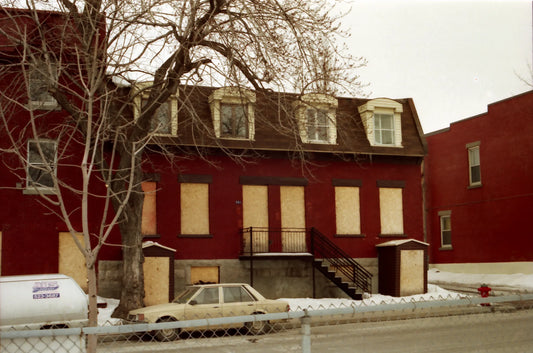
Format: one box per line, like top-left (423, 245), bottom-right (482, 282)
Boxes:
top-left (98, 257), bottom-right (379, 300)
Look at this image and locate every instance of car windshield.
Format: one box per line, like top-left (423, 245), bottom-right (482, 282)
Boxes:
top-left (172, 287), bottom-right (200, 304)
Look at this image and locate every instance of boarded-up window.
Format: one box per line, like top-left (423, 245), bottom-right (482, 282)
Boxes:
top-left (379, 188), bottom-right (404, 235)
top-left (0, 231), bottom-right (2, 275)
top-left (142, 181), bottom-right (157, 235)
top-left (335, 186), bottom-right (361, 235)
top-left (191, 266), bottom-right (219, 284)
top-left (180, 183), bottom-right (209, 235)
top-left (58, 232), bottom-right (87, 292)
top-left (242, 185), bottom-right (269, 253)
top-left (280, 186), bottom-right (306, 252)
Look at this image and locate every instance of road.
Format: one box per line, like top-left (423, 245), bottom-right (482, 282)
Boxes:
top-left (98, 309), bottom-right (533, 352)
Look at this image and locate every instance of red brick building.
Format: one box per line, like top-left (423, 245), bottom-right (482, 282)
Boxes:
top-left (425, 90), bottom-right (533, 274)
top-left (0, 8), bottom-right (429, 300)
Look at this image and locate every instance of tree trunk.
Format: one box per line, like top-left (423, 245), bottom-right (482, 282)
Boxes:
top-left (86, 264), bottom-right (98, 353)
top-left (110, 141), bottom-right (146, 318)
top-left (111, 187), bottom-right (145, 318)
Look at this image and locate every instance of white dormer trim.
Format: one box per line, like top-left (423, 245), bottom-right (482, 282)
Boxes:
top-left (358, 98), bottom-right (403, 147)
top-left (133, 82), bottom-right (178, 136)
top-left (292, 93), bottom-right (338, 144)
top-left (208, 87), bottom-right (256, 140)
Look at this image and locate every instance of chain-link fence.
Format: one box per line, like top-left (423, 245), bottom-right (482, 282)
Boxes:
top-left (2, 293), bottom-right (533, 353)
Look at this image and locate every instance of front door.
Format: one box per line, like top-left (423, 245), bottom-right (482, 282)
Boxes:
top-left (242, 185), bottom-right (269, 253)
top-left (280, 186), bottom-right (306, 252)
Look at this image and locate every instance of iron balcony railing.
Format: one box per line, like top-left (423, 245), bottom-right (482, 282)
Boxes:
top-left (239, 227), bottom-right (373, 294)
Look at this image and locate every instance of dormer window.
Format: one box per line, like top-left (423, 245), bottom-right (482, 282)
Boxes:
top-left (27, 59), bottom-right (59, 111)
top-left (358, 98), bottom-right (403, 147)
top-left (208, 87), bottom-right (255, 140)
top-left (293, 93), bottom-right (337, 144)
top-left (221, 103), bottom-right (248, 138)
top-left (374, 113), bottom-right (395, 145)
top-left (133, 82), bottom-right (178, 136)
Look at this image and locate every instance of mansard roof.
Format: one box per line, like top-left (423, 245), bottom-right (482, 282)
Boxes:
top-left (156, 85), bottom-right (427, 157)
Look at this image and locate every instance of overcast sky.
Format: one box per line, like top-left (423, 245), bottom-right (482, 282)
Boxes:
top-left (345, 0), bottom-right (532, 133)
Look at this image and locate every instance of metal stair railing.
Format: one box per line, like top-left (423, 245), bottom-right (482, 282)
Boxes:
top-left (310, 227), bottom-right (372, 293)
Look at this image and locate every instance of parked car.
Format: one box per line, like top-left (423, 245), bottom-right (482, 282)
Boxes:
top-left (128, 283), bottom-right (290, 341)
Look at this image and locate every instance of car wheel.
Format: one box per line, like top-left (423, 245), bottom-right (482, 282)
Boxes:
top-left (246, 313), bottom-right (267, 335)
top-left (155, 317), bottom-right (180, 341)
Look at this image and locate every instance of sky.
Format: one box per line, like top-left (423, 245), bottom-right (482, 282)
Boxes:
top-left (344, 0), bottom-right (533, 133)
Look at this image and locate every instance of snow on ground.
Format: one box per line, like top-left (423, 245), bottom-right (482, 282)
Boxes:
top-left (96, 270), bottom-right (533, 325)
top-left (282, 284), bottom-right (464, 311)
top-left (428, 268), bottom-right (533, 291)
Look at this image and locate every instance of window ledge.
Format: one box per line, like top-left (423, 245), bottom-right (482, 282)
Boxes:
top-left (178, 234), bottom-right (213, 238)
top-left (219, 136), bottom-right (253, 141)
top-left (439, 245), bottom-right (453, 251)
top-left (26, 101), bottom-right (61, 111)
top-left (23, 188), bottom-right (58, 195)
top-left (370, 143), bottom-right (404, 148)
top-left (305, 140), bottom-right (337, 145)
top-left (142, 234), bottom-right (161, 240)
top-left (334, 234), bottom-right (365, 238)
top-left (467, 183), bottom-right (482, 189)
top-left (378, 234), bottom-right (407, 238)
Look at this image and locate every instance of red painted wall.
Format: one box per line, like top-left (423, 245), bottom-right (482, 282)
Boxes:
top-left (425, 91), bottom-right (533, 264)
top-left (1, 150), bottom-right (425, 275)
top-left (134, 153), bottom-right (425, 261)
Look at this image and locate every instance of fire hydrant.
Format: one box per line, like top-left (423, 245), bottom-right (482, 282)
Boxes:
top-left (477, 284), bottom-right (491, 306)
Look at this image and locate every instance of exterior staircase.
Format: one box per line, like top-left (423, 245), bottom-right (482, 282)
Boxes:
top-left (310, 228), bottom-right (373, 300)
top-left (240, 227), bottom-right (373, 299)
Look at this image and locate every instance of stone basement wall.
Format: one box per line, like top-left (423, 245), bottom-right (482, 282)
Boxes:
top-left (98, 258), bottom-right (378, 300)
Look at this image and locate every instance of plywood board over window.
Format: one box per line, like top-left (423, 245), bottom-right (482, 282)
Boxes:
top-left (0, 231), bottom-right (2, 275)
top-left (58, 232), bottom-right (87, 292)
top-left (180, 183), bottom-right (209, 235)
top-left (242, 185), bottom-right (269, 253)
top-left (280, 186), bottom-right (306, 252)
top-left (190, 266), bottom-right (220, 285)
top-left (335, 186), bottom-right (361, 235)
top-left (142, 181), bottom-right (157, 235)
top-left (379, 188), bottom-right (404, 235)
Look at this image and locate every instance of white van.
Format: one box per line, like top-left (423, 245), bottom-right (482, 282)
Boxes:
top-left (0, 274), bottom-right (88, 353)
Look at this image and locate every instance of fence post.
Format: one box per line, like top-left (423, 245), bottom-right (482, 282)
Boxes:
top-left (301, 309), bottom-right (311, 353)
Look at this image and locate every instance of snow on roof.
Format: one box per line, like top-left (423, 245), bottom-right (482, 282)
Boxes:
top-left (375, 239), bottom-right (429, 247)
top-left (142, 241), bottom-right (176, 252)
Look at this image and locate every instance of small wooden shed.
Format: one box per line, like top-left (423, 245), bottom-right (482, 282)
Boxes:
top-left (142, 241), bottom-right (176, 306)
top-left (376, 239), bottom-right (429, 297)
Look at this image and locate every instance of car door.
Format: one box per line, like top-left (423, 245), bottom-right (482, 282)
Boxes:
top-left (183, 287), bottom-right (223, 327)
top-left (222, 285), bottom-right (258, 318)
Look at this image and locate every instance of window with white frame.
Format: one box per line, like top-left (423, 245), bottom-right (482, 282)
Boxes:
top-left (467, 142), bottom-right (481, 187)
top-left (293, 93), bottom-right (337, 144)
top-left (134, 82), bottom-right (178, 136)
top-left (358, 98), bottom-right (403, 147)
top-left (374, 113), bottom-right (395, 145)
top-left (27, 59), bottom-right (58, 110)
top-left (221, 103), bottom-right (248, 138)
top-left (26, 139), bottom-right (57, 192)
top-left (208, 87), bottom-right (256, 140)
top-left (439, 211), bottom-right (452, 248)
top-left (306, 108), bottom-right (330, 142)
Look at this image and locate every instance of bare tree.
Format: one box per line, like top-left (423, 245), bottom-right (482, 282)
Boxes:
top-left (0, 0), bottom-right (365, 344)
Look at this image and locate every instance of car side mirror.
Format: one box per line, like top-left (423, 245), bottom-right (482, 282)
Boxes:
top-left (189, 300), bottom-right (197, 306)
